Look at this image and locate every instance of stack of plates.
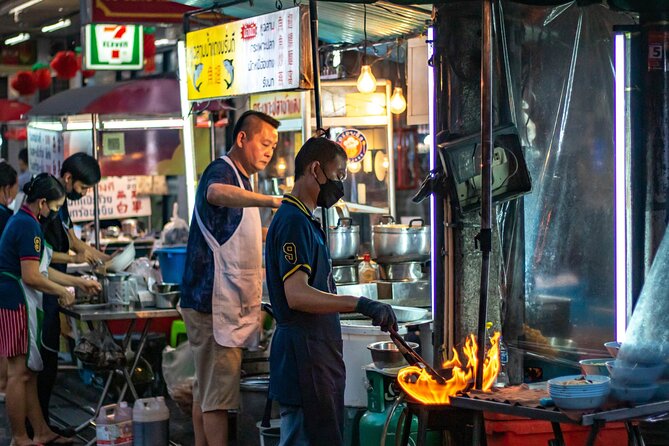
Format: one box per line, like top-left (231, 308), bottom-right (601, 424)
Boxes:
top-left (548, 374), bottom-right (611, 410)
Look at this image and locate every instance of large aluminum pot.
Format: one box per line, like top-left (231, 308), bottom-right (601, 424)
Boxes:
top-left (328, 218), bottom-right (359, 260)
top-left (372, 216), bottom-right (430, 258)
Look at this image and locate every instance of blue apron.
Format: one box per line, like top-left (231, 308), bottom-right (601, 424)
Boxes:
top-left (274, 320), bottom-right (345, 446)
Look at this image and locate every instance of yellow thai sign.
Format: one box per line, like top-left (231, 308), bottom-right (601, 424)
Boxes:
top-left (250, 91), bottom-right (302, 120)
top-left (185, 6), bottom-right (312, 101)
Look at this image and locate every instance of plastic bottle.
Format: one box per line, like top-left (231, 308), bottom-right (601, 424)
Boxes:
top-left (116, 402), bottom-right (134, 446)
top-left (495, 336), bottom-right (510, 388)
top-left (96, 403), bottom-right (133, 446)
top-left (358, 254), bottom-right (379, 283)
top-left (133, 397), bottom-right (170, 446)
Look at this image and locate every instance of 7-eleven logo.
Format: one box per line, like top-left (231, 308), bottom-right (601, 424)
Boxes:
top-left (93, 24), bottom-right (142, 64)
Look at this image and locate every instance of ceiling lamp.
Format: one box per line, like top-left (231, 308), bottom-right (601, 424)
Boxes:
top-left (9, 0), bottom-right (43, 18)
top-left (5, 33), bottom-right (30, 46)
top-left (390, 87), bottom-right (407, 115)
top-left (41, 18), bottom-right (71, 33)
top-left (390, 41), bottom-right (407, 114)
top-left (356, 4), bottom-right (376, 94)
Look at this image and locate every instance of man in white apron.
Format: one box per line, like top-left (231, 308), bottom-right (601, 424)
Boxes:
top-left (181, 111), bottom-right (281, 446)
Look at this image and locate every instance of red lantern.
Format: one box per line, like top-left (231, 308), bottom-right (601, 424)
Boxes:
top-left (76, 54), bottom-right (96, 79)
top-left (33, 68), bottom-right (52, 90)
top-left (50, 51), bottom-right (78, 80)
top-left (10, 71), bottom-right (37, 96)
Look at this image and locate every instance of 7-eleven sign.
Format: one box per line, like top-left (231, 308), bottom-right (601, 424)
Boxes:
top-left (85, 24), bottom-right (144, 70)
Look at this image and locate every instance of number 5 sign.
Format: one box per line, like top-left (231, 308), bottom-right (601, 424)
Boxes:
top-left (84, 24), bottom-right (144, 70)
top-left (648, 31), bottom-right (669, 72)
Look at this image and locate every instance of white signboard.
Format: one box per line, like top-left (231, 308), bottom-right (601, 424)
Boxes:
top-left (68, 176), bottom-right (152, 223)
top-left (27, 128), bottom-right (65, 176)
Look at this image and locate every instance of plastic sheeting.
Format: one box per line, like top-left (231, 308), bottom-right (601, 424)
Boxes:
top-left (499, 2), bottom-right (635, 361)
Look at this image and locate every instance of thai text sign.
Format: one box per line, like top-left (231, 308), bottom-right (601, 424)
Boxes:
top-left (68, 176), bottom-right (152, 222)
top-left (186, 6), bottom-right (312, 100)
top-left (27, 128), bottom-right (65, 176)
top-left (85, 24), bottom-right (144, 70)
top-left (250, 91), bottom-right (302, 120)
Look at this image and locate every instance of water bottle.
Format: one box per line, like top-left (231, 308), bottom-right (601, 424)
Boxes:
top-left (133, 397), bottom-right (170, 446)
top-left (495, 336), bottom-right (510, 387)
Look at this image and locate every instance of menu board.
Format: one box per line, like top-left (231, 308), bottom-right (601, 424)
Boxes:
top-left (68, 176), bottom-right (151, 222)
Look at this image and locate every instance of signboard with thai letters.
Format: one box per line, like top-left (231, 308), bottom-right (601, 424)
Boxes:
top-left (68, 176), bottom-right (152, 222)
top-left (185, 6), bottom-right (313, 100)
top-left (27, 128), bottom-right (65, 176)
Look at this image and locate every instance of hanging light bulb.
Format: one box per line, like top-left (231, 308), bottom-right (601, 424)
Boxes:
top-left (357, 4), bottom-right (376, 94)
top-left (357, 65), bottom-right (377, 94)
top-left (390, 87), bottom-right (407, 114)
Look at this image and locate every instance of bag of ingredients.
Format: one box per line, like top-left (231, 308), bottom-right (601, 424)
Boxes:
top-left (162, 341), bottom-right (195, 414)
top-left (158, 203), bottom-right (189, 247)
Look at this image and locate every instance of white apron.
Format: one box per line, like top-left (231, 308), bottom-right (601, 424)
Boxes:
top-left (1, 240), bottom-right (52, 372)
top-left (194, 156), bottom-right (262, 349)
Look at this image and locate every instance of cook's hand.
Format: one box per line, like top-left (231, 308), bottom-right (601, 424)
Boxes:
top-left (57, 287), bottom-right (75, 307)
top-left (356, 297), bottom-right (398, 332)
top-left (74, 250), bottom-right (98, 265)
top-left (77, 278), bottom-right (102, 296)
top-left (271, 196), bottom-right (282, 208)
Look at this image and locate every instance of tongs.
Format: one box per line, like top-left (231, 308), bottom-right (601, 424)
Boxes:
top-left (388, 327), bottom-right (446, 385)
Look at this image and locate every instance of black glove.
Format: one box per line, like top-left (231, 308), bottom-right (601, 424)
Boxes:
top-left (356, 297), bottom-right (398, 332)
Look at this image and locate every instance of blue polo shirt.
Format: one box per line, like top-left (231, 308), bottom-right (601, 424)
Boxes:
top-left (0, 206), bottom-right (44, 310)
top-left (265, 194), bottom-right (342, 405)
top-left (0, 204), bottom-right (13, 234)
top-left (180, 158), bottom-right (252, 313)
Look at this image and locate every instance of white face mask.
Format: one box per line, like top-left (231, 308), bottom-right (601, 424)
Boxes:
top-left (7, 198), bottom-right (15, 210)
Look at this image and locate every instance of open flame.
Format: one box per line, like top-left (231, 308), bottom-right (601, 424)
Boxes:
top-left (397, 331), bottom-right (501, 405)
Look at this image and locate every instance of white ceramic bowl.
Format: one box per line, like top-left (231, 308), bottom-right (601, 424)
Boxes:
top-left (552, 393), bottom-right (609, 410)
top-left (106, 243), bottom-right (135, 273)
top-left (604, 341), bottom-right (621, 358)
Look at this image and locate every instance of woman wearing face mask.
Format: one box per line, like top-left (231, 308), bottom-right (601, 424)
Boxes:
top-left (0, 174), bottom-right (101, 446)
top-left (0, 161), bottom-right (19, 233)
top-left (0, 161), bottom-right (18, 403)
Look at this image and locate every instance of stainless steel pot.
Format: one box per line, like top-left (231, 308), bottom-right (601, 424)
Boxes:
top-left (379, 262), bottom-right (424, 282)
top-left (372, 216), bottom-right (430, 258)
top-left (95, 272), bottom-right (138, 309)
top-left (328, 218), bottom-right (360, 260)
top-left (332, 265), bottom-right (358, 285)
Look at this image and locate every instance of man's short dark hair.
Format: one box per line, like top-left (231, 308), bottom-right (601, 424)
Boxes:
top-left (61, 152), bottom-right (101, 185)
top-left (232, 110), bottom-right (280, 143)
top-left (294, 134), bottom-right (347, 180)
top-left (18, 148), bottom-right (28, 164)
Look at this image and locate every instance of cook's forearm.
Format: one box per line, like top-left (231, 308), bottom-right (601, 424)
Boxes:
top-left (207, 184), bottom-right (276, 208)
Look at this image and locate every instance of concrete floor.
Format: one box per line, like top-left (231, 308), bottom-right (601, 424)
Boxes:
top-left (0, 367), bottom-right (197, 446)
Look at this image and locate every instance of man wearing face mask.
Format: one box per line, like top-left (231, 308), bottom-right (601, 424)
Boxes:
top-left (38, 152), bottom-right (108, 435)
top-left (265, 133), bottom-right (397, 446)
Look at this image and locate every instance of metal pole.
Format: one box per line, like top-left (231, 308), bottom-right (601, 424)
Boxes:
top-left (475, 0), bottom-right (493, 390)
top-left (210, 112), bottom-right (217, 161)
top-left (91, 114), bottom-right (101, 251)
top-left (309, 0), bottom-right (329, 237)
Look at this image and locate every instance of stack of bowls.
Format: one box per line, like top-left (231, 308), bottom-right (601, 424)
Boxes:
top-left (606, 360), bottom-right (664, 405)
top-left (548, 375), bottom-right (611, 410)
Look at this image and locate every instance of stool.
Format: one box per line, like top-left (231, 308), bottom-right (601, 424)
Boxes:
top-left (170, 319), bottom-right (187, 347)
top-left (398, 400), bottom-right (485, 446)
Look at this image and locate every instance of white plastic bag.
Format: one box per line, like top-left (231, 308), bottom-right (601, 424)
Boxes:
top-left (158, 203), bottom-right (189, 247)
top-left (162, 341), bottom-right (195, 413)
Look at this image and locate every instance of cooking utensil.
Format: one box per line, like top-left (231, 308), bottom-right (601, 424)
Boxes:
top-left (379, 262), bottom-right (424, 282)
top-left (150, 283), bottom-right (180, 308)
top-left (328, 218), bottom-right (360, 260)
top-left (367, 340), bottom-right (419, 369)
top-left (391, 305), bottom-right (428, 323)
top-left (372, 216), bottom-right (430, 258)
top-left (333, 265), bottom-right (358, 285)
top-left (388, 326), bottom-right (445, 384)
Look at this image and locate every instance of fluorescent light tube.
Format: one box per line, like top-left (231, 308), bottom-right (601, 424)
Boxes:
top-left (155, 39), bottom-right (173, 47)
top-left (42, 18), bottom-right (71, 33)
top-left (5, 33), bottom-right (30, 45)
top-left (9, 0), bottom-right (43, 15)
top-left (102, 118), bottom-right (184, 130)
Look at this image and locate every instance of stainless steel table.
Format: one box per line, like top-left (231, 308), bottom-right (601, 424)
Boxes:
top-left (60, 305), bottom-right (179, 443)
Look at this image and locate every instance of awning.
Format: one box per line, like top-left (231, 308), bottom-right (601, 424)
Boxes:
top-left (27, 78), bottom-right (181, 117)
top-left (0, 99), bottom-right (31, 122)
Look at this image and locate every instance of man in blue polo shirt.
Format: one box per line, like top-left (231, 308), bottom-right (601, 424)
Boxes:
top-left (265, 134), bottom-right (397, 446)
top-left (181, 110), bottom-right (281, 446)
